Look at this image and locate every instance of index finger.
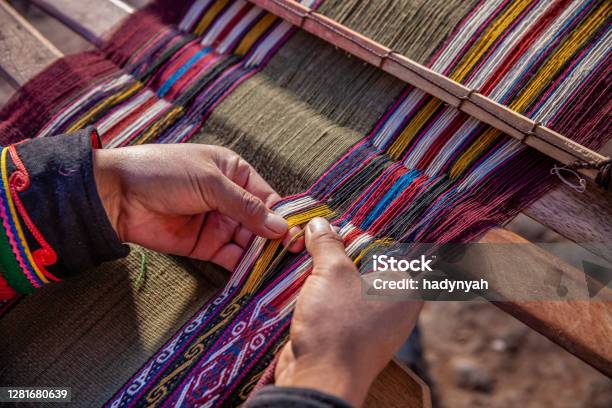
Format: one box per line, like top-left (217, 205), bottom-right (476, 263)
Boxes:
top-left (222, 153), bottom-right (305, 249)
top-left (225, 155), bottom-right (281, 208)
top-left (243, 163), bottom-right (283, 208)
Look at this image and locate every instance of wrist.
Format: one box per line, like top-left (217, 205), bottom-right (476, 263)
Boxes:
top-left (92, 149), bottom-right (124, 241)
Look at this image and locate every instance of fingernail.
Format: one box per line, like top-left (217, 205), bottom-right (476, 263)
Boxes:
top-left (265, 212), bottom-right (288, 234)
top-left (308, 217), bottom-right (332, 234)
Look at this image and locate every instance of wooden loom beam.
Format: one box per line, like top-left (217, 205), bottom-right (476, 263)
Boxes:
top-left (0, 0), bottom-right (609, 378)
top-left (0, 1), bottom-right (61, 89)
top-left (26, 0), bottom-right (134, 48)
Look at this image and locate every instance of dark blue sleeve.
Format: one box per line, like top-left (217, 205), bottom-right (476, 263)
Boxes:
top-left (0, 127), bottom-right (128, 297)
top-left (246, 386), bottom-right (354, 408)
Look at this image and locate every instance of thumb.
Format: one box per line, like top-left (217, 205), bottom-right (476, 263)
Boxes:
top-left (305, 218), bottom-right (354, 277)
top-left (212, 174), bottom-right (288, 239)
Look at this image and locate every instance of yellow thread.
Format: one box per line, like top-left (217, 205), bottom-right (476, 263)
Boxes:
top-left (260, 230), bottom-right (305, 276)
top-left (448, 2), bottom-right (608, 179)
top-left (240, 240), bottom-right (281, 294)
top-left (240, 205), bottom-right (334, 294)
top-left (450, 128), bottom-right (500, 178)
top-left (234, 13), bottom-right (278, 56)
top-left (451, 0), bottom-right (532, 82)
top-left (354, 238), bottom-right (395, 266)
top-left (509, 3), bottom-right (608, 113)
top-left (285, 205), bottom-right (333, 228)
top-left (193, 0), bottom-right (230, 36)
top-left (386, 99), bottom-right (441, 159)
top-left (67, 81), bottom-right (144, 133)
top-left (0, 148), bottom-right (48, 284)
top-left (134, 106), bottom-right (184, 145)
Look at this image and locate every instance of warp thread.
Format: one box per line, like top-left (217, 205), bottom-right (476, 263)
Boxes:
top-left (0, 0), bottom-right (609, 406)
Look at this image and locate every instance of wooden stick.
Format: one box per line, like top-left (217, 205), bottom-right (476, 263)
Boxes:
top-left (27, 0), bottom-right (101, 47)
top-left (481, 228), bottom-right (612, 377)
top-left (248, 0), bottom-right (610, 184)
top-left (0, 1), bottom-right (61, 89)
top-left (26, 0), bottom-right (134, 47)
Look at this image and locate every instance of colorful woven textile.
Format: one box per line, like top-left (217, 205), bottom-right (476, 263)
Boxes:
top-left (0, 0), bottom-right (610, 406)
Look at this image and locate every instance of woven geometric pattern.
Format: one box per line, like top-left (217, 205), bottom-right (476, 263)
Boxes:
top-left (107, 1), bottom-right (610, 406)
top-left (0, 0), bottom-right (610, 406)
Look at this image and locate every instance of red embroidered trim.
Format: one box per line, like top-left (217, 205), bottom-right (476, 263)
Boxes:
top-left (7, 145), bottom-right (60, 282)
top-left (90, 128), bottom-right (102, 149)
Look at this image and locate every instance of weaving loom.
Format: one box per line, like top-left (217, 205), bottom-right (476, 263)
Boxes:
top-left (0, 0), bottom-right (610, 406)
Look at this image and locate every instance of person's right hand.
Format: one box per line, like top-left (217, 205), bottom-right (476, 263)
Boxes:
top-left (275, 217), bottom-right (422, 407)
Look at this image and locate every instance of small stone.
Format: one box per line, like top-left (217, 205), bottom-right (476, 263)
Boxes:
top-left (502, 327), bottom-right (529, 353)
top-left (490, 338), bottom-right (507, 352)
top-left (490, 328), bottom-right (528, 354)
top-left (452, 358), bottom-right (496, 393)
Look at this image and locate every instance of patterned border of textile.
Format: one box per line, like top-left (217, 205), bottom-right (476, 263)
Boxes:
top-left (0, 0), bottom-right (610, 406)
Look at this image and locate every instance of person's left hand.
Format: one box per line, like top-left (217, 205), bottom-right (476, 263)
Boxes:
top-left (93, 144), bottom-right (303, 271)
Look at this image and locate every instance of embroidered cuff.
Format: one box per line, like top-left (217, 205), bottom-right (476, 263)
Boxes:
top-left (0, 127), bottom-right (129, 298)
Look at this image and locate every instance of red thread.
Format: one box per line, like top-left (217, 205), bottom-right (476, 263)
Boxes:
top-left (7, 145), bottom-right (60, 282)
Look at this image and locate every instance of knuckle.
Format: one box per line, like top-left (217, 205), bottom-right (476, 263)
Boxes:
top-left (200, 170), bottom-right (222, 196)
top-left (209, 145), bottom-right (236, 165)
top-left (234, 157), bottom-right (251, 182)
top-left (325, 256), bottom-right (354, 272)
top-left (313, 229), bottom-right (343, 244)
top-left (221, 150), bottom-right (250, 183)
top-left (241, 192), bottom-right (264, 217)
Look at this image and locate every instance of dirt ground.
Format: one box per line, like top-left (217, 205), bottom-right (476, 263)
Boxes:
top-left (1, 2), bottom-right (610, 407)
top-left (421, 297), bottom-right (612, 408)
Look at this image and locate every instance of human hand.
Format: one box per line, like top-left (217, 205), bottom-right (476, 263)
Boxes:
top-left (275, 218), bottom-right (422, 407)
top-left (93, 144), bottom-right (303, 271)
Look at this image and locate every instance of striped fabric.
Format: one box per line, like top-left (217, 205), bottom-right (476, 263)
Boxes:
top-left (37, 0), bottom-right (319, 147)
top-left (0, 0), bottom-right (609, 406)
top-left (105, 1), bottom-right (610, 406)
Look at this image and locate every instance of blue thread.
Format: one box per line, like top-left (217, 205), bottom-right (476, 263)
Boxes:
top-left (362, 170), bottom-right (420, 229)
top-left (158, 48), bottom-right (211, 98)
